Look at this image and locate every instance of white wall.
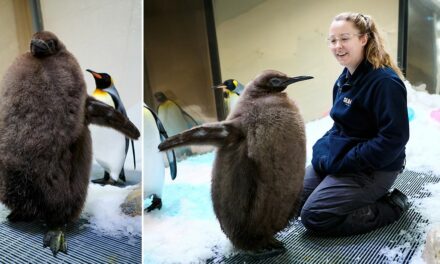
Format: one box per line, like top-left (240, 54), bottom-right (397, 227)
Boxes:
top-left (40, 0), bottom-right (142, 108)
top-left (41, 0), bottom-right (143, 170)
top-left (215, 0), bottom-right (400, 121)
top-left (0, 0), bottom-right (20, 84)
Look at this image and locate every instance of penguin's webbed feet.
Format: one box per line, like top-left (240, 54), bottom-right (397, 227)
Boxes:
top-left (242, 238), bottom-right (286, 260)
top-left (43, 229), bottom-right (67, 257)
top-left (91, 177), bottom-right (125, 186)
top-left (267, 238), bottom-right (285, 251)
top-left (146, 195), bottom-right (162, 212)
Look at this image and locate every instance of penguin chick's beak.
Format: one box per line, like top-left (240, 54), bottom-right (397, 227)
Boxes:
top-left (86, 69), bottom-right (102, 79)
top-left (30, 39), bottom-right (51, 57)
top-left (281, 76), bottom-right (314, 87)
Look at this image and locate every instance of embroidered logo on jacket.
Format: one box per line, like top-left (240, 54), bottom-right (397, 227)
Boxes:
top-left (343, 97), bottom-right (352, 106)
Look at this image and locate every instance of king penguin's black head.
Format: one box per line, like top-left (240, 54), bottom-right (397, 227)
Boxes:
top-left (253, 70), bottom-right (313, 93)
top-left (223, 79), bottom-right (238, 91)
top-left (30, 31), bottom-right (64, 58)
top-left (86, 69), bottom-right (112, 89)
top-left (154, 92), bottom-right (168, 104)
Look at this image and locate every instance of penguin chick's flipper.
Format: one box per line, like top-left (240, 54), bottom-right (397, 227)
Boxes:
top-left (146, 194), bottom-right (162, 212)
top-left (158, 121), bottom-right (243, 151)
top-left (43, 229), bottom-right (68, 257)
top-left (85, 96), bottom-right (140, 140)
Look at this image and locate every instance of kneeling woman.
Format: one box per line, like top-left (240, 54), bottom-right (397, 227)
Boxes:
top-left (300, 12), bottom-right (410, 236)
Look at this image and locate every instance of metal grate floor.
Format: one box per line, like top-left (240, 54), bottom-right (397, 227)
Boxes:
top-left (216, 170), bottom-right (439, 264)
top-left (0, 166), bottom-right (142, 263)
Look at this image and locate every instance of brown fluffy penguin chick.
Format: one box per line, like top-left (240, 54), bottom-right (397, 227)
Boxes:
top-left (159, 70), bottom-right (312, 258)
top-left (0, 31), bottom-right (140, 257)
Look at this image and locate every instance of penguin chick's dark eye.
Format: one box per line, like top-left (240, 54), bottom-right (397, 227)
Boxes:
top-left (269, 77), bottom-right (283, 87)
top-left (46, 40), bottom-right (56, 50)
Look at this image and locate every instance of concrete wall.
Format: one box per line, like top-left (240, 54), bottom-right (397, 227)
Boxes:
top-left (145, 0), bottom-right (217, 122)
top-left (214, 0), bottom-right (400, 121)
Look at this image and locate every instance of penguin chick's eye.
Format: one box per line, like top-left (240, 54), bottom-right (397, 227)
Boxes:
top-left (46, 40), bottom-right (56, 50)
top-left (269, 77), bottom-right (283, 87)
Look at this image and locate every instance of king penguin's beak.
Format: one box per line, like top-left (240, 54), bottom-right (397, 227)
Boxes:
top-left (86, 69), bottom-right (102, 79)
top-left (213, 84), bottom-right (227, 89)
top-left (282, 76), bottom-right (314, 86)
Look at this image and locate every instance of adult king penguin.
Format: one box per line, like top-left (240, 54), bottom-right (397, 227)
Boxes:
top-left (86, 69), bottom-right (135, 185)
top-left (223, 79), bottom-right (244, 95)
top-left (0, 31), bottom-right (140, 256)
top-left (144, 103), bottom-right (176, 212)
top-left (159, 70), bottom-right (312, 258)
top-left (154, 92), bottom-right (198, 160)
top-left (221, 79), bottom-right (244, 116)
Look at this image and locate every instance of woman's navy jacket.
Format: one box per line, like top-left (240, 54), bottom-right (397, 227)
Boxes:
top-left (312, 60), bottom-right (409, 174)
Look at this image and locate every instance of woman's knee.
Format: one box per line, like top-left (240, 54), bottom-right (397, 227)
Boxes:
top-left (300, 209), bottom-right (339, 232)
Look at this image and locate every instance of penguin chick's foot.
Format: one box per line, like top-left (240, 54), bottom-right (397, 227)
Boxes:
top-left (242, 239), bottom-right (286, 260)
top-left (146, 195), bottom-right (162, 212)
top-left (43, 229), bottom-right (67, 257)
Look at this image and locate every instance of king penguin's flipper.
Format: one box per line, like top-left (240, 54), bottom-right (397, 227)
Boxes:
top-left (144, 104), bottom-right (177, 180)
top-left (165, 145), bottom-right (177, 180)
top-left (158, 120), bottom-right (243, 152)
top-left (105, 86), bottom-right (137, 173)
top-left (86, 96), bottom-right (140, 140)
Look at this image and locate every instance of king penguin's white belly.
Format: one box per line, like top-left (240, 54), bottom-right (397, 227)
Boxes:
top-left (91, 90), bottom-right (126, 181)
top-left (158, 100), bottom-right (193, 159)
top-left (144, 107), bottom-right (165, 198)
top-left (228, 92), bottom-right (240, 113)
top-left (158, 100), bottom-right (189, 136)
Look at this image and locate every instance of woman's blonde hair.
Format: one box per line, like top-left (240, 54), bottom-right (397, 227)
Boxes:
top-left (333, 12), bottom-right (404, 79)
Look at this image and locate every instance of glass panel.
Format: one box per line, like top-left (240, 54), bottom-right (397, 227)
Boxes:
top-left (213, 0), bottom-right (400, 121)
top-left (407, 0), bottom-right (440, 94)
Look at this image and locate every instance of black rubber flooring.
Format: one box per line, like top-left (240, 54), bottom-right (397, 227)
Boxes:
top-left (215, 170), bottom-right (439, 264)
top-left (0, 166), bottom-right (142, 263)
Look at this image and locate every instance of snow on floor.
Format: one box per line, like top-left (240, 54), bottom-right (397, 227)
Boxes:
top-left (83, 183), bottom-right (142, 238)
top-left (143, 152), bottom-right (234, 264)
top-left (144, 81), bottom-right (440, 264)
